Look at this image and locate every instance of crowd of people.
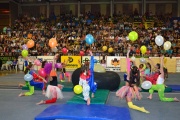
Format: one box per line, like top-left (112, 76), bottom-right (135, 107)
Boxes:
top-left (0, 11), bottom-right (180, 58)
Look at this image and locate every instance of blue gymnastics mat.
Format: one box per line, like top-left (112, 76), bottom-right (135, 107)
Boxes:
top-left (167, 85), bottom-right (180, 91)
top-left (35, 104), bottom-right (131, 120)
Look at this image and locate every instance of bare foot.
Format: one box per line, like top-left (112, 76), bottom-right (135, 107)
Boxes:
top-left (18, 93), bottom-right (23, 97)
top-left (174, 97), bottom-right (179, 102)
top-left (147, 96), bottom-right (152, 99)
top-left (36, 100), bottom-right (44, 105)
top-left (87, 98), bottom-right (90, 105)
top-left (91, 93), bottom-right (94, 98)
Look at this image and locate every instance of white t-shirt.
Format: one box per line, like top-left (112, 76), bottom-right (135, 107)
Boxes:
top-left (156, 75), bottom-right (164, 84)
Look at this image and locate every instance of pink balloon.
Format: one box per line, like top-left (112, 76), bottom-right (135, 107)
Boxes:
top-left (79, 50), bottom-right (85, 56)
top-left (38, 68), bottom-right (47, 77)
top-left (62, 48), bottom-right (68, 54)
top-left (34, 59), bottom-right (41, 66)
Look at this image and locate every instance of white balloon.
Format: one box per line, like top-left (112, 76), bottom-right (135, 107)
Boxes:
top-left (131, 55), bottom-right (136, 61)
top-left (141, 81), bottom-right (152, 89)
top-left (163, 41), bottom-right (171, 50)
top-left (140, 57), bottom-right (146, 63)
top-left (155, 35), bottom-right (164, 46)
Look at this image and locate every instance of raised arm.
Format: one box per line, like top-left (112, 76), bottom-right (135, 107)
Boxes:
top-left (160, 56), bottom-right (164, 78)
top-left (126, 49), bottom-right (131, 80)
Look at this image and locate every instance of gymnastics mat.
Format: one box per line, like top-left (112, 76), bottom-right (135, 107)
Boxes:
top-left (166, 85), bottom-right (180, 91)
top-left (35, 104), bottom-right (131, 120)
top-left (67, 89), bottom-right (109, 104)
top-left (22, 82), bottom-right (73, 92)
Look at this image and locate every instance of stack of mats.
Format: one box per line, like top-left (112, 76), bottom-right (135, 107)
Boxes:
top-left (67, 89), bottom-right (109, 104)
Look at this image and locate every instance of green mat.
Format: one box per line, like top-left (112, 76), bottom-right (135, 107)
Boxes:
top-left (67, 89), bottom-right (109, 104)
top-left (21, 82), bottom-right (73, 92)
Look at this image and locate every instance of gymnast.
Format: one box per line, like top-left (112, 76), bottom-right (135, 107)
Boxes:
top-left (116, 47), bottom-right (150, 113)
top-left (147, 56), bottom-right (179, 102)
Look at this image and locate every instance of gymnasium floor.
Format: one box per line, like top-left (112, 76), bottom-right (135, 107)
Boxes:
top-left (0, 71), bottom-right (179, 120)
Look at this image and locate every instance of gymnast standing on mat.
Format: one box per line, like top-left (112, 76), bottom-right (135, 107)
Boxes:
top-left (36, 54), bottom-right (64, 105)
top-left (116, 45), bottom-right (150, 113)
top-left (147, 56), bottom-right (179, 102)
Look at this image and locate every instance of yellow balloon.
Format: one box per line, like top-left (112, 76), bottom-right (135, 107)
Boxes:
top-left (108, 47), bottom-right (113, 53)
top-left (140, 45), bottom-right (147, 54)
top-left (73, 85), bottom-right (83, 94)
top-left (94, 64), bottom-right (106, 73)
top-left (102, 46), bottom-right (107, 51)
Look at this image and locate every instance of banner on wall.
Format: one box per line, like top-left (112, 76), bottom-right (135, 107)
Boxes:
top-left (61, 56), bottom-right (81, 71)
top-left (0, 56), bottom-right (16, 64)
top-left (37, 56), bottom-right (54, 62)
top-left (82, 56), bottom-right (103, 64)
top-left (176, 58), bottom-right (180, 72)
top-left (106, 56), bottom-right (121, 72)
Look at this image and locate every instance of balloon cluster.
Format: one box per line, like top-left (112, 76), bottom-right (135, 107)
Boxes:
top-left (21, 39), bottom-right (35, 57)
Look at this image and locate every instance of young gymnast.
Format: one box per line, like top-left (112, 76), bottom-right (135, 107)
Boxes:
top-left (79, 50), bottom-right (97, 105)
top-left (19, 63), bottom-right (47, 96)
top-left (36, 54), bottom-right (64, 105)
top-left (116, 48), bottom-right (150, 113)
top-left (147, 56), bottom-right (179, 102)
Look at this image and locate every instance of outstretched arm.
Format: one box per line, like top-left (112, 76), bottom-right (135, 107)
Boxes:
top-left (126, 49), bottom-right (131, 80)
top-left (160, 56), bottom-right (164, 78)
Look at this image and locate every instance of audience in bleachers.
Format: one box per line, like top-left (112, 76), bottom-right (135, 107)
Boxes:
top-left (0, 11), bottom-right (179, 58)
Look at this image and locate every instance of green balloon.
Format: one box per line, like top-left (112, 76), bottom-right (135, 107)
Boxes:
top-left (128, 31), bottom-right (138, 42)
top-left (21, 50), bottom-right (28, 57)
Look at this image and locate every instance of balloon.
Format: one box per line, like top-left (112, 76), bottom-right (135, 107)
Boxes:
top-left (38, 68), bottom-right (47, 77)
top-left (164, 41), bottom-right (171, 50)
top-left (94, 64), bottom-right (106, 73)
top-left (140, 57), bottom-right (146, 63)
top-left (141, 81), bottom-right (152, 90)
top-left (102, 46), bottom-right (107, 51)
top-left (26, 40), bottom-right (34, 48)
top-left (22, 44), bottom-right (28, 50)
top-left (79, 50), bottom-right (85, 56)
top-left (108, 47), bottom-right (113, 53)
top-left (24, 74), bottom-right (33, 81)
top-left (131, 55), bottom-right (136, 61)
top-left (62, 48), bottom-right (68, 54)
top-left (34, 59), bottom-right (41, 66)
top-left (155, 35), bottom-right (164, 46)
top-left (21, 50), bottom-right (28, 57)
top-left (52, 47), bottom-right (58, 52)
top-left (49, 38), bottom-right (57, 48)
top-left (85, 34), bottom-right (94, 45)
top-left (140, 45), bottom-right (147, 54)
top-left (128, 31), bottom-right (138, 42)
top-left (73, 85), bottom-right (83, 94)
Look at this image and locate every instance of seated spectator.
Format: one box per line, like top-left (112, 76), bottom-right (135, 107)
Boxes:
top-left (11, 58), bottom-right (18, 70)
top-left (1, 59), bottom-right (13, 71)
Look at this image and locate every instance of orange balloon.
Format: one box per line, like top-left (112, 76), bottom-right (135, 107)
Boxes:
top-left (26, 40), bottom-right (34, 48)
top-left (49, 38), bottom-right (57, 48)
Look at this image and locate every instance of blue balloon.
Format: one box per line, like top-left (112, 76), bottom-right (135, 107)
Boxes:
top-left (85, 34), bottom-right (94, 45)
top-left (24, 74), bottom-right (33, 81)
